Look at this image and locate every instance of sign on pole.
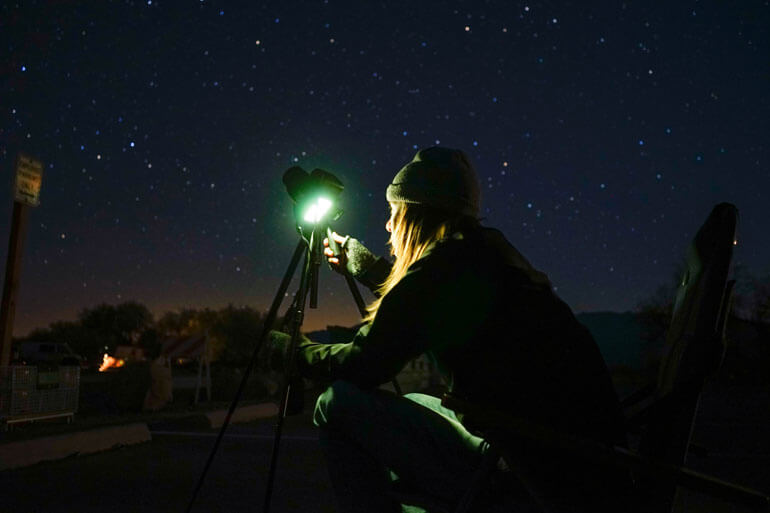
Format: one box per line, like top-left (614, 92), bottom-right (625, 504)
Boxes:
top-left (0, 153), bottom-right (42, 366)
top-left (14, 153), bottom-right (43, 207)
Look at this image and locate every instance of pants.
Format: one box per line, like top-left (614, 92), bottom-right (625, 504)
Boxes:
top-left (312, 380), bottom-right (539, 513)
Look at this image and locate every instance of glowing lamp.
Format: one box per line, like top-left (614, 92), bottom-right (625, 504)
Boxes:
top-left (283, 166), bottom-right (343, 228)
top-left (302, 197), bottom-right (333, 224)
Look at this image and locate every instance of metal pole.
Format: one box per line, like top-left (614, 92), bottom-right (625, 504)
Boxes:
top-left (0, 201), bottom-right (30, 367)
top-left (309, 227), bottom-right (322, 309)
top-left (263, 226), bottom-right (317, 513)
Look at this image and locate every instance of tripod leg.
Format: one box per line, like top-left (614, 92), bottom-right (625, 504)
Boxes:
top-left (262, 380), bottom-right (294, 513)
top-left (343, 273), bottom-right (368, 315)
top-left (185, 239), bottom-right (306, 513)
top-left (264, 242), bottom-right (314, 513)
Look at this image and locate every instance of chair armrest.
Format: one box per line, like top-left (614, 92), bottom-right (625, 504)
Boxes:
top-left (620, 383), bottom-right (656, 408)
top-left (688, 442), bottom-right (710, 458)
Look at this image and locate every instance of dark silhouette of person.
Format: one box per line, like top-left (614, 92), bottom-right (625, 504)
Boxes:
top-left (266, 147), bottom-right (632, 512)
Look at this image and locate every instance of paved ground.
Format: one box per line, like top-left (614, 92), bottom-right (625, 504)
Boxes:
top-left (0, 383), bottom-right (767, 513)
top-left (0, 407), bottom-right (336, 513)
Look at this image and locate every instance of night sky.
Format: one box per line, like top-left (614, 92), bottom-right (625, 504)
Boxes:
top-left (2, 1), bottom-right (768, 335)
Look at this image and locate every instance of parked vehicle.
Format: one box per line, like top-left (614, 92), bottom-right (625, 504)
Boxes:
top-left (14, 341), bottom-right (85, 367)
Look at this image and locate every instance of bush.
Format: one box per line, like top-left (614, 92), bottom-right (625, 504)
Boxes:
top-left (79, 363), bottom-right (151, 414)
top-left (208, 363), bottom-right (273, 402)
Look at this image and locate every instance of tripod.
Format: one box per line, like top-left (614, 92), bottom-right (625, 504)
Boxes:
top-left (185, 222), bottom-right (400, 513)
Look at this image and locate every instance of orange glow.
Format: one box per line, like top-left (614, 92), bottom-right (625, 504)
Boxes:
top-left (98, 353), bottom-right (125, 372)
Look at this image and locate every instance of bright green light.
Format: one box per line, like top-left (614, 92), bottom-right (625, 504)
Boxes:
top-left (302, 197), bottom-right (333, 224)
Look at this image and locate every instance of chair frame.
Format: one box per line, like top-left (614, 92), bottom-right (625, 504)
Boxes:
top-left (397, 203), bottom-right (769, 513)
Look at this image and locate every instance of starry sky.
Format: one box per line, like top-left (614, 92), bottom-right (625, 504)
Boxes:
top-left (1, 1), bottom-right (768, 335)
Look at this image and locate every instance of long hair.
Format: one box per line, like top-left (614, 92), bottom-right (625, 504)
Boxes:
top-left (363, 202), bottom-right (477, 322)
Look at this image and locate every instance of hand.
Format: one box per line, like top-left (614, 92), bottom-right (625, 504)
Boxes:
top-left (259, 330), bottom-right (291, 372)
top-left (323, 231), bottom-right (350, 273)
top-left (324, 233), bottom-right (378, 278)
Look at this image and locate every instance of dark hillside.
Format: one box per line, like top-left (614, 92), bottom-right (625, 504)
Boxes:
top-left (576, 311), bottom-right (643, 368)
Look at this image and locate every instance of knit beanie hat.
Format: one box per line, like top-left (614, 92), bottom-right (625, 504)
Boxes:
top-left (385, 147), bottom-right (480, 217)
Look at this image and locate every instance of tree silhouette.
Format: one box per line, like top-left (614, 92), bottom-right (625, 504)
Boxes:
top-left (212, 305), bottom-right (265, 364)
top-left (635, 266), bottom-right (681, 374)
top-left (22, 320), bottom-right (96, 359)
top-left (636, 263), bottom-right (770, 381)
top-left (157, 308), bottom-right (205, 337)
top-left (748, 274), bottom-right (770, 324)
top-left (77, 301), bottom-right (153, 355)
top-left (18, 301), bottom-right (286, 366)
top-left (155, 305), bottom-right (274, 363)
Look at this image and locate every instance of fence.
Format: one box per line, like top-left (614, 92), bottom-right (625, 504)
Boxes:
top-left (0, 365), bottom-right (80, 428)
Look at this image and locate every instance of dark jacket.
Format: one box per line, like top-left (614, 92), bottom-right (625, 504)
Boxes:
top-left (294, 225), bottom-right (627, 452)
top-left (294, 225), bottom-right (633, 508)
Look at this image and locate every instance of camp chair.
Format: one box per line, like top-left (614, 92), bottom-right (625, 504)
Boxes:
top-left (395, 203), bottom-right (769, 512)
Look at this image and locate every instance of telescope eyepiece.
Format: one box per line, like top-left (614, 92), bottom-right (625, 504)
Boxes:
top-left (283, 166), bottom-right (310, 202)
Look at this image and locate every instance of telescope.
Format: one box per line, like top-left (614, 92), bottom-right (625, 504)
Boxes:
top-left (282, 166), bottom-right (346, 309)
top-left (187, 164), bottom-right (398, 513)
top-left (283, 166), bottom-right (343, 229)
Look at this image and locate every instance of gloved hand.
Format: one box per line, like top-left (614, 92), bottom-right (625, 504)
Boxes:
top-left (258, 331), bottom-right (307, 414)
top-left (259, 330), bottom-right (292, 372)
top-left (323, 232), bottom-right (378, 278)
top-left (259, 330), bottom-right (316, 373)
